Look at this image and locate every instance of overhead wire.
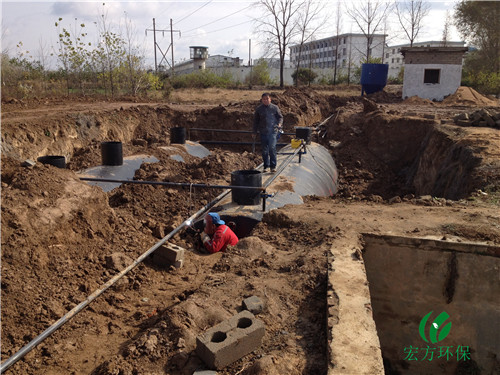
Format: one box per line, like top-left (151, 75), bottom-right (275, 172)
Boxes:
top-left (175, 0), bottom-right (215, 25)
top-left (145, 1), bottom-right (174, 31)
top-left (182, 3), bottom-right (254, 34)
top-left (182, 19), bottom-right (253, 38)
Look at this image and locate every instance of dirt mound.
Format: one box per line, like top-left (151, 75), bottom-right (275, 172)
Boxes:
top-left (365, 89), bottom-right (402, 104)
top-left (403, 96), bottom-right (435, 105)
top-left (442, 86), bottom-right (498, 106)
top-left (270, 87), bottom-right (332, 126)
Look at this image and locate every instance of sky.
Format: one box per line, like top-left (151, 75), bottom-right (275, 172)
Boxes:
top-left (1, 0), bottom-right (462, 70)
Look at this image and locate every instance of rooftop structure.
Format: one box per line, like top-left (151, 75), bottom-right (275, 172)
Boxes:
top-left (384, 40), bottom-right (466, 78)
top-left (401, 46), bottom-right (469, 101)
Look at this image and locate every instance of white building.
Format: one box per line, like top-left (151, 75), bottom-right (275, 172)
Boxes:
top-left (173, 47), bottom-right (243, 75)
top-left (205, 55), bottom-right (243, 68)
top-left (401, 46), bottom-right (468, 101)
top-left (384, 40), bottom-right (466, 78)
top-left (289, 33), bottom-right (387, 72)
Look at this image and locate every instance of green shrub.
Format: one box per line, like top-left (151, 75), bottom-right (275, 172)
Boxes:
top-left (245, 59), bottom-right (271, 86)
top-left (292, 68), bottom-right (318, 86)
top-left (462, 71), bottom-right (500, 96)
top-left (387, 67), bottom-right (404, 84)
top-left (169, 70), bottom-right (233, 89)
top-left (333, 72), bottom-right (350, 84)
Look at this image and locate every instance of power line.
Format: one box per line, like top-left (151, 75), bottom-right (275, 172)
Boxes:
top-left (175, 0), bottom-right (214, 25)
top-left (182, 19), bottom-right (253, 38)
top-left (146, 2), bottom-right (174, 31)
top-left (182, 4), bottom-right (254, 34)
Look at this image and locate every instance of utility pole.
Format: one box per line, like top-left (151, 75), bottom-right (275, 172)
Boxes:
top-left (153, 18), bottom-right (158, 72)
top-left (146, 18), bottom-right (180, 74)
top-left (248, 39), bottom-right (252, 87)
top-left (170, 19), bottom-right (175, 76)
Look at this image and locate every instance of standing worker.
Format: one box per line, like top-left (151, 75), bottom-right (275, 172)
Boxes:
top-left (253, 93), bottom-right (283, 173)
top-left (200, 213), bottom-right (238, 254)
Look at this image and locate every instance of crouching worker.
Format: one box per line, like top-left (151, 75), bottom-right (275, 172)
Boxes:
top-left (200, 213), bottom-right (238, 254)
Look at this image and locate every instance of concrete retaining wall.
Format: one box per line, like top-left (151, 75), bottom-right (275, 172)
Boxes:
top-left (362, 234), bottom-right (500, 374)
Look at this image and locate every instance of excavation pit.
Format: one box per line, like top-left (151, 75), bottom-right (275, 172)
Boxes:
top-left (362, 234), bottom-right (500, 374)
top-left (2, 87), bottom-right (499, 375)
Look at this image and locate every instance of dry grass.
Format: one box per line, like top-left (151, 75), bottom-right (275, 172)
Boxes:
top-left (166, 85), bottom-right (367, 104)
top-left (169, 88), bottom-right (269, 104)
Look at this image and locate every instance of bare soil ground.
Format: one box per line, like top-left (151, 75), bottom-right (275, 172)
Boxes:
top-left (1, 86), bottom-right (499, 375)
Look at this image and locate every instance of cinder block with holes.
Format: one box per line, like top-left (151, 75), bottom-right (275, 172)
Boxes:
top-left (196, 310), bottom-right (265, 369)
top-left (150, 243), bottom-right (184, 268)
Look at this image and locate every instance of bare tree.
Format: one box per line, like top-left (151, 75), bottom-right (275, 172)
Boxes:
top-left (293, 0), bottom-right (328, 86)
top-left (345, 0), bottom-right (391, 60)
top-left (333, 1), bottom-right (342, 85)
top-left (442, 10), bottom-right (452, 47)
top-left (394, 0), bottom-right (430, 47)
top-left (122, 12), bottom-right (148, 95)
top-left (94, 3), bottom-right (126, 96)
top-left (37, 37), bottom-right (53, 71)
top-left (255, 0), bottom-right (304, 87)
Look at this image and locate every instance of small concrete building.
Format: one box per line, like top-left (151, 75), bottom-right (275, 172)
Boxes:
top-left (384, 41), bottom-right (465, 78)
top-left (401, 46), bottom-right (468, 101)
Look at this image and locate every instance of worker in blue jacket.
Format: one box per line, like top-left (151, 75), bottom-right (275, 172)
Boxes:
top-left (253, 93), bottom-right (283, 173)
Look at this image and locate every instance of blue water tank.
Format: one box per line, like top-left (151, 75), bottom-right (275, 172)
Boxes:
top-left (360, 63), bottom-right (389, 95)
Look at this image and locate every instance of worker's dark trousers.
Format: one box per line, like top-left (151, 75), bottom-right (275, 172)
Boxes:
top-left (260, 132), bottom-right (277, 169)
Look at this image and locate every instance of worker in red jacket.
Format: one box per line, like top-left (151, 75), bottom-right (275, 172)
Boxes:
top-left (200, 213), bottom-right (238, 253)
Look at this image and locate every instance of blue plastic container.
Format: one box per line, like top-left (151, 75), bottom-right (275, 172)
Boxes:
top-left (360, 63), bottom-right (389, 95)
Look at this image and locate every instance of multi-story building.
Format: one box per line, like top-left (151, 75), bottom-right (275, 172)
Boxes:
top-left (384, 40), bottom-right (466, 78)
top-left (289, 33), bottom-right (387, 71)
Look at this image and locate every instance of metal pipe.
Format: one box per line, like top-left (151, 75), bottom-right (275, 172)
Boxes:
top-left (314, 113), bottom-right (335, 131)
top-left (190, 128), bottom-right (294, 136)
top-left (0, 187), bottom-right (232, 373)
top-left (79, 177), bottom-right (265, 191)
top-left (199, 141), bottom-right (288, 146)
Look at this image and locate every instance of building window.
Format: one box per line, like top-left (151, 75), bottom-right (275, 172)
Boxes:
top-left (424, 69), bottom-right (440, 84)
top-left (342, 48), bottom-right (346, 56)
top-left (386, 53), bottom-right (389, 58)
top-left (392, 49), bottom-right (395, 54)
top-left (396, 58), bottom-right (400, 63)
top-left (392, 58), bottom-right (394, 63)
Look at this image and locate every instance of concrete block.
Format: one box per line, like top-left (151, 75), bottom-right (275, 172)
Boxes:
top-left (242, 296), bottom-right (264, 315)
top-left (150, 243), bottom-right (185, 268)
top-left (196, 310), bottom-right (265, 370)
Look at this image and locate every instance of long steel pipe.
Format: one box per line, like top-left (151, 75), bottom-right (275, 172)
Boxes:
top-left (199, 141), bottom-right (288, 146)
top-left (0, 187), bottom-right (232, 373)
top-left (79, 177), bottom-right (265, 191)
top-left (189, 127), bottom-right (294, 136)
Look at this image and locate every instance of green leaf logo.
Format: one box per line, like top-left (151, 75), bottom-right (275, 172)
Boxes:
top-left (419, 311), bottom-right (452, 343)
